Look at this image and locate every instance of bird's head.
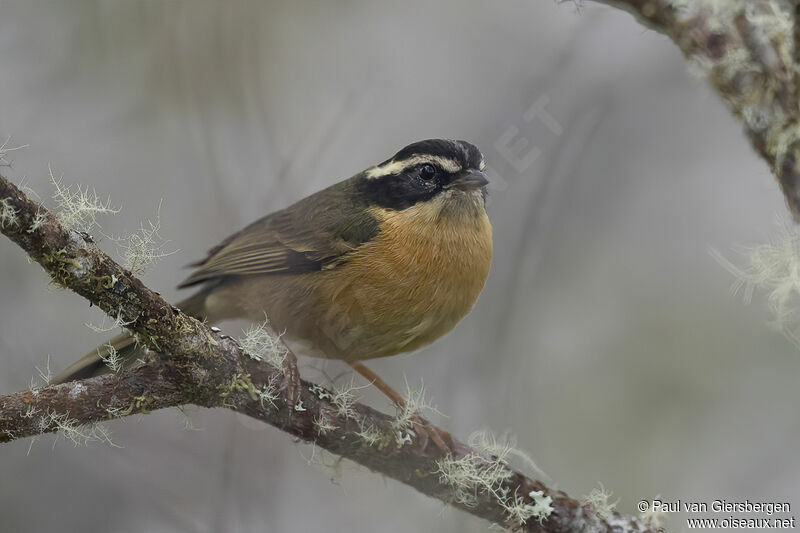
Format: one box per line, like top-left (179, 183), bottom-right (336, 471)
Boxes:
top-left (358, 139), bottom-right (489, 221)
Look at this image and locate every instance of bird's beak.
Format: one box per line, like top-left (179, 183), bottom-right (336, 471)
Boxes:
top-left (449, 169), bottom-right (489, 191)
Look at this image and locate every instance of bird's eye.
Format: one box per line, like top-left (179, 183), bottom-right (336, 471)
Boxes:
top-left (419, 163), bottom-right (437, 181)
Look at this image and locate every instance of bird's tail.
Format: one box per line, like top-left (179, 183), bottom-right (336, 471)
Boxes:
top-left (51, 288), bottom-right (212, 385)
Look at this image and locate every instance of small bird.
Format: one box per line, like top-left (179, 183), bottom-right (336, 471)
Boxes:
top-left (54, 139), bottom-right (492, 446)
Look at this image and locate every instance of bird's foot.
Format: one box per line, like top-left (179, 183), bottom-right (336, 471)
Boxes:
top-left (412, 414), bottom-right (453, 455)
top-left (281, 350), bottom-right (302, 408)
top-left (346, 360), bottom-right (453, 454)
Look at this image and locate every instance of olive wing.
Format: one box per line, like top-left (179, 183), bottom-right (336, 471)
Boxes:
top-left (177, 178), bottom-right (378, 288)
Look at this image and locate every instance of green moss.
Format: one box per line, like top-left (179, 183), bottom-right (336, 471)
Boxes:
top-left (217, 372), bottom-right (259, 406)
top-left (159, 315), bottom-right (220, 362)
top-left (91, 274), bottom-right (117, 291)
top-left (116, 393), bottom-right (156, 416)
top-left (39, 249), bottom-right (83, 288)
top-left (174, 313), bottom-right (198, 337)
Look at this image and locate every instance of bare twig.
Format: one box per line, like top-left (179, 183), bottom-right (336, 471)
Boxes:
top-left (0, 172), bottom-right (656, 532)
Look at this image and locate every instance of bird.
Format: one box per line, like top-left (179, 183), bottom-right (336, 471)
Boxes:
top-left (53, 139), bottom-right (492, 448)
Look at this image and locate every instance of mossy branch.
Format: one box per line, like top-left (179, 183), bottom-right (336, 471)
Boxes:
top-left (0, 173), bottom-right (657, 532)
top-left (594, 0), bottom-right (800, 221)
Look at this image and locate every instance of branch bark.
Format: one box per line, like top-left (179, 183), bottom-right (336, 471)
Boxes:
top-left (0, 172), bottom-right (657, 532)
top-left (594, 0), bottom-right (800, 220)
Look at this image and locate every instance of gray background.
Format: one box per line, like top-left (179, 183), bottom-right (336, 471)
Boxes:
top-left (0, 1), bottom-right (797, 532)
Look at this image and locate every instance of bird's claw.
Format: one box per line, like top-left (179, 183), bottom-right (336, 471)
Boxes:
top-left (412, 414), bottom-right (453, 455)
top-left (281, 350), bottom-right (302, 408)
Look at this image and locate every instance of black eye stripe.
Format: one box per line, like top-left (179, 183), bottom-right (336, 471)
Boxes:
top-left (360, 139), bottom-right (485, 210)
top-left (358, 170), bottom-right (441, 210)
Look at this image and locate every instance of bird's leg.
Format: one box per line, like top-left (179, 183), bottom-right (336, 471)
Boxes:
top-left (347, 361), bottom-right (452, 454)
top-left (347, 360), bottom-right (406, 405)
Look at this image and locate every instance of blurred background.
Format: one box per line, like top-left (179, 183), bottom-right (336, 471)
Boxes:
top-left (1, 1), bottom-right (798, 532)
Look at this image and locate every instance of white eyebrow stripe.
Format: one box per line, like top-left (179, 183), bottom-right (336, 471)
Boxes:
top-left (365, 154), bottom-right (462, 179)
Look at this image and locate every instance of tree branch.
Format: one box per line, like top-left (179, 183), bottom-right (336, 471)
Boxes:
top-left (594, 0), bottom-right (800, 221)
top-left (0, 172), bottom-right (657, 532)
top-left (793, 0), bottom-right (800, 66)
top-left (0, 366), bottom-right (184, 443)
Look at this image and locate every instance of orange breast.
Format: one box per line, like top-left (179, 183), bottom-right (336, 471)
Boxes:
top-left (313, 198), bottom-right (493, 360)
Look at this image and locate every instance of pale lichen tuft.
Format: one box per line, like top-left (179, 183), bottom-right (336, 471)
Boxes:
top-left (582, 483), bottom-right (619, 520)
top-left (436, 429), bottom-right (548, 526)
top-left (42, 410), bottom-right (118, 448)
top-left (391, 378), bottom-right (441, 435)
top-left (332, 376), bottom-right (368, 419)
top-left (0, 198), bottom-right (19, 229)
top-left (98, 343), bottom-right (123, 373)
top-left (239, 318), bottom-right (288, 369)
top-left (110, 200), bottom-right (176, 275)
top-left (0, 136), bottom-right (28, 167)
top-left (355, 420), bottom-right (384, 447)
top-left (50, 167), bottom-right (119, 231)
top-left (500, 489), bottom-right (553, 527)
top-left (712, 218), bottom-right (800, 348)
top-left (313, 412), bottom-right (336, 436)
